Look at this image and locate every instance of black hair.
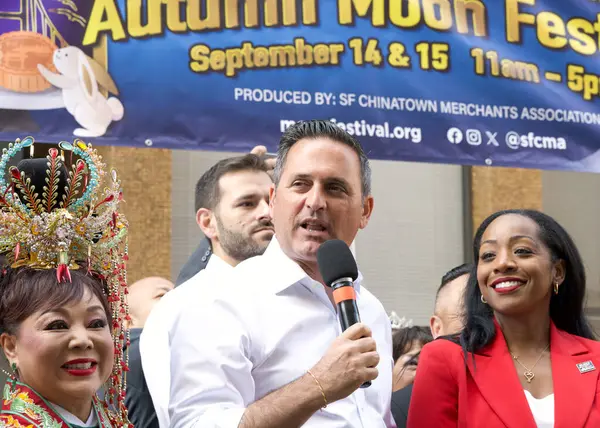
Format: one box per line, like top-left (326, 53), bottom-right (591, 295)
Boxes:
top-left (460, 209), bottom-right (595, 358)
top-left (436, 263), bottom-right (472, 303)
top-left (392, 325), bottom-right (433, 362)
top-left (194, 154), bottom-right (269, 213)
top-left (273, 120), bottom-right (371, 197)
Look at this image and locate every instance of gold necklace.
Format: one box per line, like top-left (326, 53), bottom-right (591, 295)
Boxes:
top-left (509, 344), bottom-right (549, 383)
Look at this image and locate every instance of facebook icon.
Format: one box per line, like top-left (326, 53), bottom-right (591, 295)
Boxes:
top-left (447, 128), bottom-right (463, 144)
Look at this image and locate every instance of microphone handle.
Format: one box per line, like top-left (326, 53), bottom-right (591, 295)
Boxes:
top-left (336, 298), bottom-right (371, 389)
top-left (337, 298), bottom-right (361, 330)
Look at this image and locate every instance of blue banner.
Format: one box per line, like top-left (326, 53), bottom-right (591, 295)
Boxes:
top-left (1, 0), bottom-right (600, 171)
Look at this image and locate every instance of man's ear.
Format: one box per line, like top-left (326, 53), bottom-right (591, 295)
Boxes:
top-left (429, 315), bottom-right (442, 339)
top-left (268, 184), bottom-right (276, 219)
top-left (196, 208), bottom-right (217, 240)
top-left (359, 195), bottom-right (374, 229)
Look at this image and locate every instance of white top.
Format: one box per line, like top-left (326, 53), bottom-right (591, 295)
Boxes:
top-left (524, 390), bottom-right (554, 428)
top-left (51, 401), bottom-right (97, 426)
top-left (168, 237), bottom-right (396, 428)
top-left (140, 255), bottom-right (233, 428)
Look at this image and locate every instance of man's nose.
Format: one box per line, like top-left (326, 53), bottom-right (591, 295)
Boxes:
top-left (305, 185), bottom-right (326, 212)
top-left (256, 198), bottom-right (271, 221)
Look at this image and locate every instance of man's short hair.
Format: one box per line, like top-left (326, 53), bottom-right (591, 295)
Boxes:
top-left (273, 120), bottom-right (372, 197)
top-left (194, 154), bottom-right (269, 213)
top-left (435, 263), bottom-right (473, 301)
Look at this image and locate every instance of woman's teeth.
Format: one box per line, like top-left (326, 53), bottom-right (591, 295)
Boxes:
top-left (64, 362), bottom-right (93, 370)
top-left (494, 281), bottom-right (522, 289)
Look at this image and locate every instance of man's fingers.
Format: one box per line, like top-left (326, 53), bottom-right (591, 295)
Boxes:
top-left (251, 145), bottom-right (267, 156)
top-left (341, 323), bottom-right (372, 341)
top-left (265, 158), bottom-right (276, 170)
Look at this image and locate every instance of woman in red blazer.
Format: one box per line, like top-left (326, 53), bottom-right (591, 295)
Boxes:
top-left (408, 209), bottom-right (600, 428)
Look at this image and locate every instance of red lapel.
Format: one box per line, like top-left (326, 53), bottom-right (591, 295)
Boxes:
top-left (550, 324), bottom-right (599, 428)
top-left (468, 322), bottom-right (537, 428)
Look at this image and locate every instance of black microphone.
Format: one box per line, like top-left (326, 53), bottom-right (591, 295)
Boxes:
top-left (317, 239), bottom-right (370, 388)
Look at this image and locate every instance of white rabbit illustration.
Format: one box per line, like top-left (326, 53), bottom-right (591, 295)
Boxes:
top-left (38, 46), bottom-right (124, 138)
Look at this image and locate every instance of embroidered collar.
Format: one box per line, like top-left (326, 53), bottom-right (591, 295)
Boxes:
top-left (1, 381), bottom-right (114, 427)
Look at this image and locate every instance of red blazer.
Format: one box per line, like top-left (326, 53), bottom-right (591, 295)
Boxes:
top-left (408, 322), bottom-right (600, 427)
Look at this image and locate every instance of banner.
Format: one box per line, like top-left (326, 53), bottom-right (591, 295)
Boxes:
top-left (1, 0), bottom-right (600, 172)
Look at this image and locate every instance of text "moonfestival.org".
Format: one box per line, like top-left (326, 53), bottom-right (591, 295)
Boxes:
top-left (280, 119), bottom-right (422, 143)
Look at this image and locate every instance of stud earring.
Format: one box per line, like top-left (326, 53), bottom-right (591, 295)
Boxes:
top-left (481, 295), bottom-right (487, 304)
top-left (554, 282), bottom-right (559, 295)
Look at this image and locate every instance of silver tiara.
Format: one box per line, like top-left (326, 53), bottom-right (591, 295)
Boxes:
top-left (389, 311), bottom-right (413, 330)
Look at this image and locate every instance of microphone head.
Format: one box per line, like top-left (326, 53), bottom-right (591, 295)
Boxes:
top-left (317, 239), bottom-right (358, 288)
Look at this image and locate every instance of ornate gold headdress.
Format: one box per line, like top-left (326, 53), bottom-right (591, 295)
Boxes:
top-left (0, 136), bottom-right (130, 426)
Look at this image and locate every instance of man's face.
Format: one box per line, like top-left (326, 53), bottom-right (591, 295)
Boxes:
top-left (430, 274), bottom-right (469, 338)
top-left (126, 277), bottom-right (174, 329)
top-left (214, 170), bottom-right (274, 261)
top-left (269, 138), bottom-right (373, 267)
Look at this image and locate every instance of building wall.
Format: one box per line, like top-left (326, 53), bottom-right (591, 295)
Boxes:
top-left (542, 170), bottom-right (600, 332)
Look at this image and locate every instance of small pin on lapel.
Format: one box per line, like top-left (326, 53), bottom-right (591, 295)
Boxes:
top-left (576, 360), bottom-right (596, 374)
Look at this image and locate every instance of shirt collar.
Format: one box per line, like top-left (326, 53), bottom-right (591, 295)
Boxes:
top-left (51, 401), bottom-right (97, 426)
top-left (204, 253), bottom-right (234, 273)
top-left (259, 236), bottom-right (363, 295)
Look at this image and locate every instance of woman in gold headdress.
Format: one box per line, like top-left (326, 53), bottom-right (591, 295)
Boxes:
top-left (0, 137), bottom-right (131, 427)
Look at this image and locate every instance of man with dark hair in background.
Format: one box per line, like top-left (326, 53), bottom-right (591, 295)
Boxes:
top-left (175, 146), bottom-right (275, 285)
top-left (390, 263), bottom-right (472, 427)
top-left (135, 153), bottom-right (274, 427)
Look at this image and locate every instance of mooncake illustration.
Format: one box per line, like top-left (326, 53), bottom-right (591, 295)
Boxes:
top-left (0, 31), bottom-right (58, 93)
top-left (0, 1), bottom-right (123, 137)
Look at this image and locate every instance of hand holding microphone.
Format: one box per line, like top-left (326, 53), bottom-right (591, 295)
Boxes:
top-left (306, 240), bottom-right (379, 404)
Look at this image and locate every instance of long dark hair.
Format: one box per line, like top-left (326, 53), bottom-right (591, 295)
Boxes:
top-left (460, 209), bottom-right (595, 358)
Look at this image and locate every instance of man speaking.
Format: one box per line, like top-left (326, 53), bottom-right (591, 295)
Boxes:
top-left (169, 120), bottom-right (395, 427)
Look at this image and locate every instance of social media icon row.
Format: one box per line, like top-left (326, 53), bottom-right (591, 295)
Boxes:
top-left (446, 128), bottom-right (498, 146)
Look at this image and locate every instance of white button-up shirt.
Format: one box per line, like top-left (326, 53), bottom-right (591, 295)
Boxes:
top-left (140, 255), bottom-right (233, 428)
top-left (169, 237), bottom-right (396, 427)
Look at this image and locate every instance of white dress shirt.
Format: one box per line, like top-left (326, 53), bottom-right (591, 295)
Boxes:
top-left (140, 255), bottom-right (233, 428)
top-left (169, 237), bottom-right (396, 428)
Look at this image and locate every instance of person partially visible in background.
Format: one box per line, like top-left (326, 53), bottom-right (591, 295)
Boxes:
top-left (127, 277), bottom-right (174, 330)
top-left (429, 263), bottom-right (471, 339)
top-left (140, 153), bottom-right (274, 427)
top-left (390, 323), bottom-right (432, 392)
top-left (175, 146), bottom-right (275, 286)
top-left (125, 277), bottom-right (174, 428)
top-left (390, 263), bottom-right (471, 427)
